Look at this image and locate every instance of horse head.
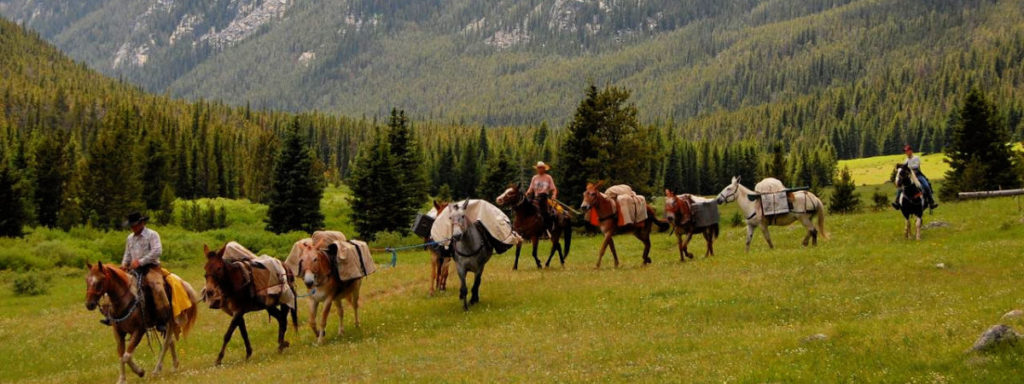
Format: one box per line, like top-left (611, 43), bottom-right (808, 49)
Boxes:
top-left (301, 239), bottom-right (335, 289)
top-left (495, 184), bottom-right (521, 206)
top-left (716, 176), bottom-right (741, 205)
top-left (202, 244), bottom-right (228, 309)
top-left (664, 189), bottom-right (679, 222)
top-left (580, 181), bottom-right (604, 211)
top-left (84, 261), bottom-right (110, 311)
top-left (449, 200), bottom-right (471, 241)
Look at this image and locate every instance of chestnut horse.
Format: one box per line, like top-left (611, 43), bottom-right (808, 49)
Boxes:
top-left (203, 244), bottom-right (297, 365)
top-left (580, 182), bottom-right (669, 268)
top-left (296, 239), bottom-right (362, 344)
top-left (664, 190), bottom-right (719, 261)
top-left (428, 200), bottom-right (451, 294)
top-left (85, 261), bottom-right (198, 384)
top-left (496, 184), bottom-right (573, 270)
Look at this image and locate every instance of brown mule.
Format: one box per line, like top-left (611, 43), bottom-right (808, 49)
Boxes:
top-left (428, 200), bottom-right (452, 295)
top-left (202, 244), bottom-right (297, 365)
top-left (496, 184), bottom-right (573, 270)
top-left (296, 239), bottom-right (362, 344)
top-left (85, 262), bottom-right (198, 384)
top-left (580, 182), bottom-right (669, 268)
top-left (664, 189), bottom-right (719, 261)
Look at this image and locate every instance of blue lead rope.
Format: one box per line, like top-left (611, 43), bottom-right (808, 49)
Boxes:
top-left (381, 239), bottom-right (446, 269)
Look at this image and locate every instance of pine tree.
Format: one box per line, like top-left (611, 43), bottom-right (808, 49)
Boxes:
top-left (663, 144), bottom-right (684, 193)
top-left (141, 136), bottom-right (170, 210)
top-left (385, 108), bottom-right (426, 232)
top-left (457, 140), bottom-right (481, 198)
top-left (766, 142), bottom-right (787, 183)
top-left (559, 84), bottom-right (652, 204)
top-left (349, 131), bottom-right (401, 239)
top-left (32, 133), bottom-right (67, 227)
top-left (265, 120), bottom-right (325, 234)
top-left (942, 89), bottom-right (1021, 200)
top-left (83, 111), bottom-right (144, 229)
top-left (155, 184), bottom-right (176, 225)
top-left (828, 166), bottom-right (860, 213)
top-left (480, 150), bottom-right (520, 202)
top-left (0, 163), bottom-right (26, 237)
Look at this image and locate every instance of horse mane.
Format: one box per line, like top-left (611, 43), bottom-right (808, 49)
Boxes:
top-left (102, 264), bottom-right (138, 297)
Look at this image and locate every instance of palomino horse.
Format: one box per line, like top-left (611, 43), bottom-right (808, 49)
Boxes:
top-left (580, 182), bottom-right (669, 268)
top-left (428, 200), bottom-right (451, 295)
top-left (203, 244), bottom-right (297, 365)
top-left (664, 190), bottom-right (719, 261)
top-left (447, 200), bottom-right (494, 310)
top-left (894, 164), bottom-right (925, 240)
top-left (496, 184), bottom-right (573, 270)
top-left (85, 262), bottom-right (198, 384)
top-left (296, 239), bottom-right (362, 344)
top-left (716, 176), bottom-right (827, 251)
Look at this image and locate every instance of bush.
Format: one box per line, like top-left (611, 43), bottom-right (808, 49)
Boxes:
top-left (829, 166), bottom-right (861, 214)
top-left (0, 247), bottom-right (51, 271)
top-left (729, 211), bottom-right (744, 227)
top-left (12, 273), bottom-right (50, 296)
top-left (32, 240), bottom-right (102, 268)
top-left (871, 188), bottom-right (890, 211)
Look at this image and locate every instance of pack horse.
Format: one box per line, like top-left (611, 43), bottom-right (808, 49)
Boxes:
top-left (716, 177), bottom-right (827, 251)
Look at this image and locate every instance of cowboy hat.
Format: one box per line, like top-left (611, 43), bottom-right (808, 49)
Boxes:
top-left (123, 212), bottom-right (149, 227)
top-left (534, 161), bottom-right (551, 171)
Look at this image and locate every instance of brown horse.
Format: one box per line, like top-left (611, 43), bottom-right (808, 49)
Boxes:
top-left (203, 244), bottom-right (297, 365)
top-left (664, 190), bottom-right (719, 261)
top-left (85, 262), bottom-right (198, 384)
top-left (296, 239), bottom-right (362, 344)
top-left (580, 182), bottom-right (669, 268)
top-left (428, 200), bottom-right (451, 294)
top-left (496, 184), bottom-right (573, 269)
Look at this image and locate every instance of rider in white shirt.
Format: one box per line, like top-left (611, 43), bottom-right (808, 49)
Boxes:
top-left (893, 145), bottom-right (938, 210)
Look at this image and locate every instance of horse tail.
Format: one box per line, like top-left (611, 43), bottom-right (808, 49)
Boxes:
top-left (711, 223), bottom-right (720, 240)
top-left (647, 207), bottom-right (670, 232)
top-left (563, 224), bottom-right (572, 259)
top-left (815, 194), bottom-right (829, 239)
top-left (289, 283), bottom-right (299, 328)
top-left (179, 280), bottom-right (200, 339)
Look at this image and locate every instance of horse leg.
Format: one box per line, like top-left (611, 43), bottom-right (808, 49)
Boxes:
top-left (596, 233), bottom-right (610, 269)
top-left (334, 297), bottom-right (345, 337)
top-left (703, 230), bottom-right (714, 257)
top-left (318, 299), bottom-right (332, 343)
top-left (640, 233), bottom-right (652, 265)
top-left (675, 232), bottom-right (685, 261)
top-left (513, 243), bottom-right (522, 270)
top-left (470, 265), bottom-right (485, 305)
top-left (531, 236), bottom-right (542, 269)
top-left (430, 254), bottom-right (439, 295)
top-left (216, 314), bottom-right (240, 365)
top-left (545, 235), bottom-right (560, 268)
top-left (681, 232), bottom-right (695, 260)
top-left (801, 216), bottom-right (816, 247)
top-left (905, 217), bottom-right (911, 239)
top-left (269, 307), bottom-right (290, 352)
top-left (457, 262), bottom-right (469, 311)
top-left (916, 215), bottom-right (922, 241)
top-left (760, 224), bottom-right (774, 249)
top-left (608, 236), bottom-right (620, 268)
top-left (745, 225), bottom-right (755, 252)
top-left (152, 326), bottom-right (174, 374)
top-left (351, 282), bottom-right (361, 328)
top-left (122, 331), bottom-right (146, 378)
top-left (237, 315), bottom-right (256, 358)
top-left (116, 332), bottom-right (128, 384)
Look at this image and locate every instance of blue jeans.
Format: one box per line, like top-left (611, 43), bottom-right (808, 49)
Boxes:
top-left (896, 170), bottom-right (933, 202)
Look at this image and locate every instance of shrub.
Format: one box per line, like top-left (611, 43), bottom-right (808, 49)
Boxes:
top-left (829, 166), bottom-right (861, 214)
top-left (871, 188), bottom-right (890, 211)
top-left (729, 211), bottom-right (743, 227)
top-left (12, 273), bottom-right (50, 296)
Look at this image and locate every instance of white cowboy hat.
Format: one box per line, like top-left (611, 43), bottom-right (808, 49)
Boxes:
top-left (534, 161), bottom-right (551, 171)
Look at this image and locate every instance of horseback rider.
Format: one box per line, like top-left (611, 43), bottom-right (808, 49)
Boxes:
top-left (893, 145), bottom-right (939, 210)
top-left (525, 161), bottom-right (558, 230)
top-left (105, 212), bottom-right (171, 330)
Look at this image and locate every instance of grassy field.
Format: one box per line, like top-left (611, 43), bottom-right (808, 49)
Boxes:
top-left (837, 153), bottom-right (950, 186)
top-left (2, 177), bottom-right (1024, 382)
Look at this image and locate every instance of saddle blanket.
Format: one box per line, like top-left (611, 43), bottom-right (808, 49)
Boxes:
top-left (158, 268), bottom-right (192, 317)
top-left (430, 199), bottom-right (520, 254)
top-left (286, 231), bottom-right (376, 282)
top-left (221, 241), bottom-right (295, 309)
top-left (690, 198), bottom-right (720, 227)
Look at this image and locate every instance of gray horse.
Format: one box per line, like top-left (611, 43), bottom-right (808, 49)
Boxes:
top-left (446, 200), bottom-right (494, 311)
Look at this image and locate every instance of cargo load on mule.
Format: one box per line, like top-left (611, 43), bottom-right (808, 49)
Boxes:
top-left (285, 231), bottom-right (377, 282)
top-left (221, 241), bottom-right (296, 309)
top-left (748, 178), bottom-right (813, 218)
top-left (690, 198), bottom-right (720, 228)
top-left (430, 199), bottom-right (520, 254)
top-left (594, 184), bottom-right (649, 226)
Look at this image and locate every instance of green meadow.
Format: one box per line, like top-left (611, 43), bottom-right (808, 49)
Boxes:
top-left (2, 160), bottom-right (1024, 382)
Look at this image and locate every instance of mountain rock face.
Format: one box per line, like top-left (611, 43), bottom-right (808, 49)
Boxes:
top-left (2, 0), bottom-right (1023, 129)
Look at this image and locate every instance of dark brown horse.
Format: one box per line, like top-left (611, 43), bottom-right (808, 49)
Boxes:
top-left (203, 244), bottom-right (297, 365)
top-left (580, 182), bottom-right (669, 268)
top-left (496, 184), bottom-right (573, 270)
top-left (85, 262), bottom-right (198, 384)
top-left (664, 190), bottom-right (719, 261)
top-left (428, 200), bottom-right (452, 294)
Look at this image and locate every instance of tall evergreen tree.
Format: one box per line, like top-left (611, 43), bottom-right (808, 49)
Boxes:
top-left (828, 166), bottom-right (861, 213)
top-left (83, 110), bottom-right (144, 229)
top-left (349, 131), bottom-right (401, 239)
top-left (942, 89), bottom-right (1021, 200)
top-left (32, 133), bottom-right (67, 227)
top-left (141, 136), bottom-right (171, 210)
top-left (0, 163), bottom-right (26, 237)
top-left (559, 84), bottom-right (653, 205)
top-left (385, 108), bottom-right (426, 229)
top-left (456, 140), bottom-right (481, 198)
top-left (265, 120), bottom-right (325, 234)
top-left (480, 150), bottom-right (520, 202)
top-left (663, 144), bottom-right (684, 193)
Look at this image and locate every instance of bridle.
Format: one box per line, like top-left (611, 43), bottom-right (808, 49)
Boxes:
top-left (717, 186), bottom-right (737, 204)
top-left (450, 211), bottom-right (486, 256)
top-left (89, 267), bottom-right (140, 324)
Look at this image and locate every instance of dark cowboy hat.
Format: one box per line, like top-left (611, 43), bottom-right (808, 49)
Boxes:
top-left (123, 212), bottom-right (149, 227)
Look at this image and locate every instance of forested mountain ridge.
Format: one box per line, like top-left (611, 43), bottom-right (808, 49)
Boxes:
top-left (3, 0), bottom-right (1023, 157)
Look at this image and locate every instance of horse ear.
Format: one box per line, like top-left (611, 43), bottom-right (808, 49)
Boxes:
top-left (326, 243), bottom-right (338, 258)
top-left (735, 176), bottom-right (741, 183)
top-left (86, 261), bottom-right (92, 269)
top-left (462, 200), bottom-right (470, 209)
top-left (665, 189), bottom-right (673, 197)
top-left (203, 244), bottom-right (210, 255)
top-left (596, 180), bottom-right (605, 188)
top-left (433, 200), bottom-right (441, 210)
top-left (97, 260), bottom-right (103, 269)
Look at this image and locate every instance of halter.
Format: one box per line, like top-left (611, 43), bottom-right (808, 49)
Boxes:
top-left (451, 222), bottom-right (487, 257)
top-left (91, 268), bottom-right (141, 324)
top-left (717, 187), bottom-right (737, 203)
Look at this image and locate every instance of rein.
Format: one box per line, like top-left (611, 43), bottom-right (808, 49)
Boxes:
top-left (98, 268), bottom-right (141, 324)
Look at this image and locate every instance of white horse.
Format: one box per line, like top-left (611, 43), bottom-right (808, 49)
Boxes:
top-left (716, 176), bottom-right (828, 251)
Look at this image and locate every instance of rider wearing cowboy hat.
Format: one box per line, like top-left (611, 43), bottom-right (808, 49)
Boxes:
top-left (893, 145), bottom-right (939, 210)
top-left (106, 212), bottom-right (171, 330)
top-left (525, 161), bottom-right (558, 229)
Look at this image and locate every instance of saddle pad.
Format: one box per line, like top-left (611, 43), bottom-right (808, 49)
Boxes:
top-left (336, 240), bottom-right (377, 281)
top-left (159, 268), bottom-right (193, 317)
top-left (761, 192), bottom-right (790, 216)
top-left (249, 255), bottom-right (295, 309)
top-left (691, 200), bottom-right (720, 228)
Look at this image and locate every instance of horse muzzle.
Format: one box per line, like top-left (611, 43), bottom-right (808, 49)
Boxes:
top-left (303, 273), bottom-right (315, 289)
top-left (85, 301), bottom-right (97, 311)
